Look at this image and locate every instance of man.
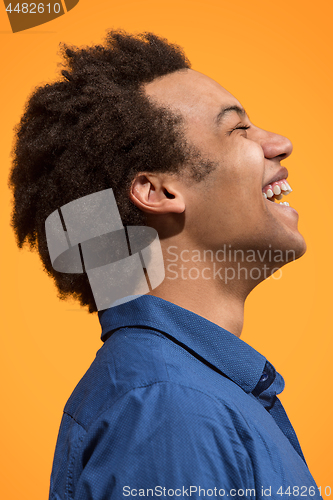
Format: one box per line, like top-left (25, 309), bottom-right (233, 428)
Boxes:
top-left (9, 30), bottom-right (321, 498)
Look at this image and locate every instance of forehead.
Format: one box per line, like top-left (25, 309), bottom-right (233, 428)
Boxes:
top-left (144, 69), bottom-right (242, 122)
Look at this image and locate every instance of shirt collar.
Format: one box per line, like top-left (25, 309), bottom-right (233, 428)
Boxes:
top-left (98, 295), bottom-right (277, 395)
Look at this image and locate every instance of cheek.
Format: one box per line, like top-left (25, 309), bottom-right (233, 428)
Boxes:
top-left (218, 142), bottom-right (264, 199)
top-left (185, 142), bottom-right (265, 235)
top-left (234, 140), bottom-right (264, 173)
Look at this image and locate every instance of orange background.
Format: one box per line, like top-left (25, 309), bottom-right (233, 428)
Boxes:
top-left (1, 0), bottom-right (332, 498)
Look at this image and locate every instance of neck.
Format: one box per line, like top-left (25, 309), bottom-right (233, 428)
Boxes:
top-left (147, 239), bottom-right (260, 337)
top-left (149, 279), bottom-right (246, 337)
top-left (146, 233), bottom-right (275, 337)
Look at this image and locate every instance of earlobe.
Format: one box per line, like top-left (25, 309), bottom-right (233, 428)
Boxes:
top-left (130, 173), bottom-right (185, 215)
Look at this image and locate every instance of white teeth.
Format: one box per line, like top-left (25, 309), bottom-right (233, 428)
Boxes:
top-left (263, 181), bottom-right (293, 200)
top-left (279, 202), bottom-right (290, 206)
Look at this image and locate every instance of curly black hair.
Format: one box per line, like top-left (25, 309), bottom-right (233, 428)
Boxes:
top-left (8, 30), bottom-right (216, 313)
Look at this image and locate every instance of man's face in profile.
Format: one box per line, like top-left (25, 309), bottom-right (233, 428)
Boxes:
top-left (144, 69), bottom-right (306, 261)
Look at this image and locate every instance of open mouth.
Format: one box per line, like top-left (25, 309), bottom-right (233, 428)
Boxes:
top-left (262, 178), bottom-right (292, 206)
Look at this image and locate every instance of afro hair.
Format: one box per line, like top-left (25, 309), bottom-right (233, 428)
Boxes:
top-left (8, 30), bottom-right (215, 313)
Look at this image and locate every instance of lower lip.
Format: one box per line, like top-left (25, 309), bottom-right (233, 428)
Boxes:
top-left (265, 199), bottom-right (299, 216)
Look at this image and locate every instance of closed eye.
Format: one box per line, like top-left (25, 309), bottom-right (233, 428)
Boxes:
top-left (227, 124), bottom-right (251, 136)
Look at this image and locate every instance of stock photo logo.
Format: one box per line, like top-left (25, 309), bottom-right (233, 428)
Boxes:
top-left (45, 188), bottom-right (165, 311)
top-left (3, 0), bottom-right (79, 32)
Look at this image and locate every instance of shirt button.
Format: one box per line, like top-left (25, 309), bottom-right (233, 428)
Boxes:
top-left (260, 372), bottom-right (268, 382)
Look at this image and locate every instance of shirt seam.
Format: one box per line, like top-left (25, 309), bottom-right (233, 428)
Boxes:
top-left (83, 379), bottom-right (255, 441)
top-left (66, 431), bottom-right (86, 500)
top-left (63, 410), bottom-right (87, 431)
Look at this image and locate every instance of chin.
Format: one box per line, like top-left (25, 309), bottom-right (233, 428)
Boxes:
top-left (274, 231), bottom-right (307, 264)
top-left (289, 226), bottom-right (307, 257)
top-left (292, 238), bottom-right (307, 261)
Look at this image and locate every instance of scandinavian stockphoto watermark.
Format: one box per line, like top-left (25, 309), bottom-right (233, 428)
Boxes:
top-left (123, 486), bottom-right (257, 497)
top-left (165, 245), bottom-right (296, 282)
top-left (45, 188), bottom-right (295, 311)
top-left (122, 485), bottom-right (330, 497)
top-left (45, 188), bottom-right (165, 311)
top-left (3, 1), bottom-right (80, 33)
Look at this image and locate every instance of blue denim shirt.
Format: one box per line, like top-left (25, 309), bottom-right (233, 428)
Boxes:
top-left (49, 295), bottom-right (322, 499)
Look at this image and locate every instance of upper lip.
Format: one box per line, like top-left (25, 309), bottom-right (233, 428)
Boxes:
top-left (262, 166), bottom-right (289, 189)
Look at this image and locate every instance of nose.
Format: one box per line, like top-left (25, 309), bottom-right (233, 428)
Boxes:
top-left (259, 130), bottom-right (293, 161)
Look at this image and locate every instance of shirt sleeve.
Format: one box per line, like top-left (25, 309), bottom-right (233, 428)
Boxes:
top-left (72, 381), bottom-right (256, 499)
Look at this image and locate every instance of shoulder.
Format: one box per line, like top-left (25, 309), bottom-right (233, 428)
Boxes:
top-left (64, 326), bottom-right (252, 433)
top-left (60, 329), bottom-right (257, 496)
top-left (83, 380), bottom-right (252, 464)
top-left (72, 381), bottom-right (255, 495)
top-left (63, 327), bottom-right (170, 428)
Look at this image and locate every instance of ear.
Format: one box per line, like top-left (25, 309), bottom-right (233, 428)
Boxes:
top-left (130, 173), bottom-right (185, 215)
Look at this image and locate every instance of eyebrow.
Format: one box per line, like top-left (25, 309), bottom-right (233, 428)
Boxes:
top-left (215, 105), bottom-right (247, 126)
